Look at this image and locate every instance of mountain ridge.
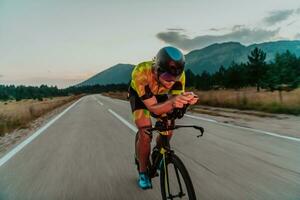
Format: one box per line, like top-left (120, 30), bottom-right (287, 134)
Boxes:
top-left (77, 63), bottom-right (134, 86)
top-left (78, 40), bottom-right (300, 87)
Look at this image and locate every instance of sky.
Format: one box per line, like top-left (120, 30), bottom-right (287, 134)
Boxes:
top-left (0, 0), bottom-right (300, 88)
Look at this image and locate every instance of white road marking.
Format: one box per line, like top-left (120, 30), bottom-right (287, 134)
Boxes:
top-left (93, 96), bottom-right (104, 106)
top-left (0, 98), bottom-right (83, 167)
top-left (97, 101), bottom-right (103, 106)
top-left (108, 109), bottom-right (137, 133)
top-left (185, 114), bottom-right (300, 142)
top-left (185, 114), bottom-right (217, 123)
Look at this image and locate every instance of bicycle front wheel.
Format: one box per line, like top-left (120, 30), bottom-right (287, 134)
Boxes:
top-left (160, 154), bottom-right (196, 200)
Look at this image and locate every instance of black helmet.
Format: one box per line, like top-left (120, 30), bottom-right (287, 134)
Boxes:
top-left (155, 46), bottom-right (185, 77)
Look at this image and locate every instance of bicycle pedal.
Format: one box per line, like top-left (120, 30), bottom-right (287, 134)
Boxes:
top-left (149, 171), bottom-right (159, 178)
top-left (150, 180), bottom-right (153, 189)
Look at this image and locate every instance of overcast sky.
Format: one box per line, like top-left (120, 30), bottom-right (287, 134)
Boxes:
top-left (1, 0), bottom-right (300, 88)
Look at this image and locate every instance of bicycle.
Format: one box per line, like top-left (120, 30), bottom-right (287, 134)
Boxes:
top-left (134, 105), bottom-right (204, 200)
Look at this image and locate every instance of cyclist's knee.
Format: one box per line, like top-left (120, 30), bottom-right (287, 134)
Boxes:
top-left (135, 114), bottom-right (152, 144)
top-left (138, 128), bottom-right (152, 143)
top-left (167, 131), bottom-right (173, 139)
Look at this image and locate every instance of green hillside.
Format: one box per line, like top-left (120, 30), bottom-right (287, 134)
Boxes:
top-left (78, 64), bottom-right (134, 86)
top-left (185, 40), bottom-right (300, 74)
top-left (78, 40), bottom-right (300, 86)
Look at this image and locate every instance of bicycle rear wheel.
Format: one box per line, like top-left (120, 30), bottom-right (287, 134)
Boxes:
top-left (160, 154), bottom-right (196, 200)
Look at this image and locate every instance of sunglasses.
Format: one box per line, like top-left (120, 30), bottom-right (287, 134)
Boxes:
top-left (159, 72), bottom-right (179, 82)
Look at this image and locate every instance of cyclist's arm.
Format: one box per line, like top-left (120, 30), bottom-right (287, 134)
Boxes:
top-left (143, 97), bottom-right (173, 116)
top-left (143, 95), bottom-right (191, 116)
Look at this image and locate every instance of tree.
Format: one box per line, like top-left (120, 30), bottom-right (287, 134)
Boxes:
top-left (264, 51), bottom-right (300, 89)
top-left (247, 47), bottom-right (267, 92)
top-left (223, 62), bottom-right (245, 89)
top-left (212, 65), bottom-right (226, 88)
top-left (185, 69), bottom-right (196, 87)
top-left (196, 71), bottom-right (212, 90)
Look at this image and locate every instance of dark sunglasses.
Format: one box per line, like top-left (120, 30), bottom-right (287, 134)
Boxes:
top-left (159, 72), bottom-right (179, 82)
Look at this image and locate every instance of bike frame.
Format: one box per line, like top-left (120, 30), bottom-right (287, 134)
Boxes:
top-left (147, 125), bottom-right (190, 198)
top-left (141, 110), bottom-right (204, 198)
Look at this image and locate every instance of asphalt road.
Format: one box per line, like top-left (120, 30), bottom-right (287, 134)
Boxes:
top-left (0, 95), bottom-right (299, 200)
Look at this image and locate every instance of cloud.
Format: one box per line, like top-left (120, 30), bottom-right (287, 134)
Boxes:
top-left (232, 25), bottom-right (245, 31)
top-left (295, 33), bottom-right (300, 39)
top-left (209, 27), bottom-right (227, 32)
top-left (0, 74), bottom-right (3, 78)
top-left (296, 8), bottom-right (300, 14)
top-left (167, 28), bottom-right (185, 31)
top-left (287, 20), bottom-right (297, 26)
top-left (263, 9), bottom-right (294, 25)
top-left (156, 26), bottom-right (280, 51)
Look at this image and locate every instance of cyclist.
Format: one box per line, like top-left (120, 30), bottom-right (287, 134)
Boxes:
top-left (128, 46), bottom-right (198, 189)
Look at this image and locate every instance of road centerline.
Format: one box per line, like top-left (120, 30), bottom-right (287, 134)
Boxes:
top-left (93, 96), bottom-right (104, 106)
top-left (108, 109), bottom-right (137, 133)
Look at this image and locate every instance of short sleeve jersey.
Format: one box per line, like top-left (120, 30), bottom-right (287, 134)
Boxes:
top-left (130, 61), bottom-right (185, 100)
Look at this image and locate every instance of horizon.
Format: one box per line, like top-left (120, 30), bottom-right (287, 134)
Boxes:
top-left (1, 39), bottom-right (299, 89)
top-left (1, 0), bottom-right (300, 88)
top-left (3, 39), bottom-right (300, 89)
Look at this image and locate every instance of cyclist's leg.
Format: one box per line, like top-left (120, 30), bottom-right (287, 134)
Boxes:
top-left (129, 87), bottom-right (152, 173)
top-left (134, 109), bottom-right (152, 173)
top-left (129, 87), bottom-right (152, 189)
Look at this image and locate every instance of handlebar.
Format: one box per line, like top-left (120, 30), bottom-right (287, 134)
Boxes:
top-left (166, 104), bottom-right (189, 120)
top-left (147, 123), bottom-right (204, 138)
top-left (144, 103), bottom-right (204, 138)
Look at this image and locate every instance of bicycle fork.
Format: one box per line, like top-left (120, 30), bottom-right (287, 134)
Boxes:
top-left (161, 148), bottom-right (186, 199)
top-left (161, 148), bottom-right (171, 198)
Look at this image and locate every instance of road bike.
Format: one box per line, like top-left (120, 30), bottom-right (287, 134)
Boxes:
top-left (135, 106), bottom-right (204, 200)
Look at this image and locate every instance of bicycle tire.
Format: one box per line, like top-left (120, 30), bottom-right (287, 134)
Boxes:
top-left (160, 154), bottom-right (196, 200)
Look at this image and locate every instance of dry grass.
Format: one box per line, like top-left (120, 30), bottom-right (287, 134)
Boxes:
top-left (101, 88), bottom-right (300, 115)
top-left (0, 95), bottom-right (82, 136)
top-left (194, 88), bottom-right (300, 115)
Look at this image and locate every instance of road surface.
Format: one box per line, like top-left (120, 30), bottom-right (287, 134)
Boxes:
top-left (0, 95), bottom-right (299, 200)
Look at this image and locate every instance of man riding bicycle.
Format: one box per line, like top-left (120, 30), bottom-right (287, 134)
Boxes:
top-left (128, 46), bottom-right (198, 189)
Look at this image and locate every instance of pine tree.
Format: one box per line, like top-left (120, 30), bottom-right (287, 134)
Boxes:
top-left (247, 47), bottom-right (267, 92)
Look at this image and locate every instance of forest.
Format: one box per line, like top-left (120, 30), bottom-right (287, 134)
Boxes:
top-left (1, 48), bottom-right (299, 101)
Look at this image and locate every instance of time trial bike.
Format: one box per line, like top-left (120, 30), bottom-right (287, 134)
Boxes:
top-left (134, 106), bottom-right (204, 200)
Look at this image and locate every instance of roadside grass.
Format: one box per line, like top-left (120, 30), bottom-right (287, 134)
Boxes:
top-left (0, 95), bottom-right (81, 136)
top-left (195, 88), bottom-right (300, 115)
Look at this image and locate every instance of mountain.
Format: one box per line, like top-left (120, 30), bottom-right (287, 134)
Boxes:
top-left (77, 64), bottom-right (134, 86)
top-left (78, 40), bottom-right (300, 86)
top-left (185, 40), bottom-right (300, 74)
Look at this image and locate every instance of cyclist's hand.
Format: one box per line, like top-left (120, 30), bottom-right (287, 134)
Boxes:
top-left (189, 96), bottom-right (199, 105)
top-left (171, 95), bottom-right (191, 108)
top-left (182, 92), bottom-right (199, 105)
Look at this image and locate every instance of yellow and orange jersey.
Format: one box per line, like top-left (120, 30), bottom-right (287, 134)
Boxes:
top-left (130, 61), bottom-right (185, 100)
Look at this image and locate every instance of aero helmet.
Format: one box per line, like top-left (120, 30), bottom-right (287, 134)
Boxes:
top-left (155, 46), bottom-right (185, 77)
